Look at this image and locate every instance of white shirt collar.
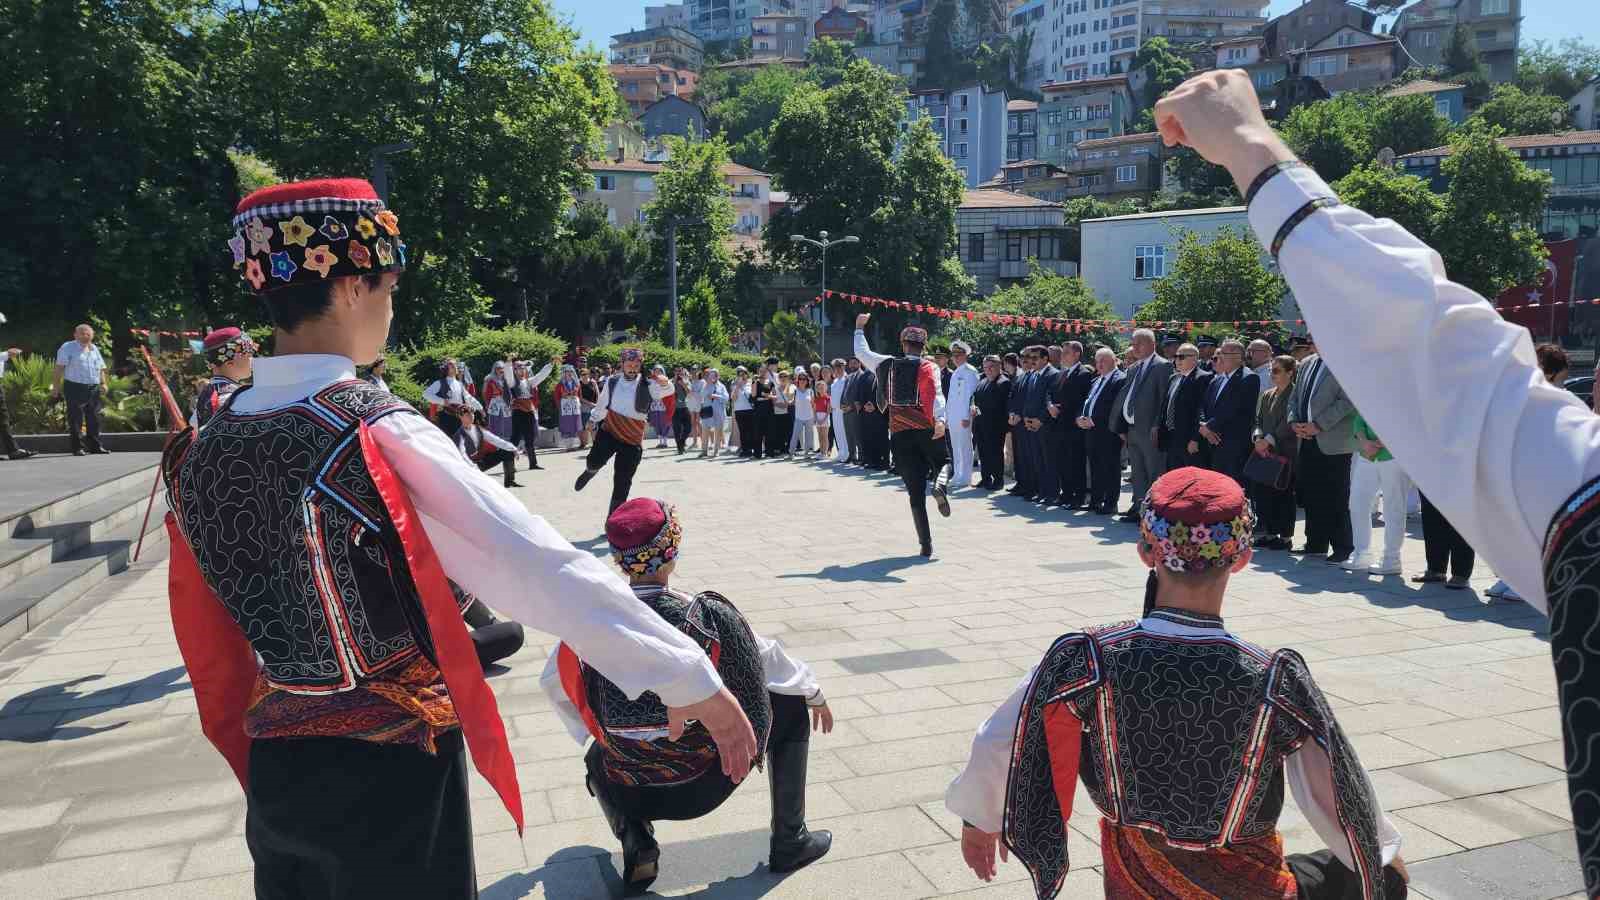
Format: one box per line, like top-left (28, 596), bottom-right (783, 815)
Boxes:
top-left (250, 353), bottom-right (356, 389)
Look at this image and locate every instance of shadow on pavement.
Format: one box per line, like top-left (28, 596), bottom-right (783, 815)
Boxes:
top-left (0, 666), bottom-right (190, 743)
top-left (776, 555), bottom-right (933, 584)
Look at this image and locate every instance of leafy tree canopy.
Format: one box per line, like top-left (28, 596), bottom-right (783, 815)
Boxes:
top-left (944, 266), bottom-right (1120, 353)
top-left (1469, 84), bottom-right (1575, 136)
top-left (643, 134), bottom-right (737, 326)
top-left (1517, 39), bottom-right (1600, 102)
top-left (514, 201), bottom-right (650, 339)
top-left (1131, 38), bottom-right (1193, 109)
top-left (1134, 227), bottom-right (1288, 328)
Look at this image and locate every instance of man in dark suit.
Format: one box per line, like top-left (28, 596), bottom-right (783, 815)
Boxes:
top-left (1077, 347), bottom-right (1127, 514)
top-left (841, 358), bottom-right (864, 464)
top-left (1195, 336), bottom-right (1218, 373)
top-left (1196, 338), bottom-right (1261, 485)
top-left (1109, 328), bottom-right (1174, 521)
top-left (971, 355), bottom-right (1012, 489)
top-left (1006, 350), bottom-right (1035, 496)
top-left (1022, 346), bottom-right (1059, 503)
top-left (1159, 341), bottom-right (1210, 473)
top-left (856, 365), bottom-right (890, 469)
top-left (1048, 341), bottom-right (1095, 507)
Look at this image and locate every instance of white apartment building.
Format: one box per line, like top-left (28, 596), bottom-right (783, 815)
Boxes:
top-left (645, 3), bottom-right (687, 29)
top-left (1023, 0), bottom-right (1268, 87)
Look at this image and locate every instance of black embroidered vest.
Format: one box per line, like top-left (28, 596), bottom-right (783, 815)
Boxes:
top-left (162, 380), bottom-right (466, 694)
top-left (193, 376), bottom-right (240, 429)
top-left (564, 589), bottom-right (772, 787)
top-left (1543, 475), bottom-right (1600, 894)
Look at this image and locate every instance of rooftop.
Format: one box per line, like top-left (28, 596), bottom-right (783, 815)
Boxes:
top-left (959, 189), bottom-right (1062, 210)
top-left (1399, 130), bottom-right (1600, 159)
top-left (1082, 205), bottom-right (1248, 223)
top-left (586, 159), bottom-right (773, 179)
top-left (1007, 99), bottom-right (1040, 111)
top-left (1041, 74), bottom-right (1129, 94)
top-left (1076, 131), bottom-right (1162, 150)
top-left (1384, 78), bottom-right (1465, 98)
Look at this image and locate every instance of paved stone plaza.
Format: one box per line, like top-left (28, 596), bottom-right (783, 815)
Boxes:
top-left (0, 446), bottom-right (1583, 899)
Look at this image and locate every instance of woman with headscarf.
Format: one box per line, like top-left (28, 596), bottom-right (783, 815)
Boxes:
top-left (483, 361), bottom-right (514, 441)
top-left (553, 364), bottom-right (583, 450)
top-left (578, 367), bottom-right (600, 449)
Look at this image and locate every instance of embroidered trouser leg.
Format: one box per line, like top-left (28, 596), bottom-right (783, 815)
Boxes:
top-left (247, 732), bottom-right (474, 900)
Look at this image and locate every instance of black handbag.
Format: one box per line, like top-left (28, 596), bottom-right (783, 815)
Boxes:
top-left (1243, 452), bottom-right (1292, 491)
top-left (699, 404), bottom-right (715, 420)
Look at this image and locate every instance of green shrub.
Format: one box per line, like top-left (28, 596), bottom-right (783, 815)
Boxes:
top-left (2, 352), bottom-right (188, 434)
top-left (584, 340), bottom-right (720, 375)
top-left (402, 324), bottom-right (568, 388)
top-left (718, 350), bottom-right (766, 373)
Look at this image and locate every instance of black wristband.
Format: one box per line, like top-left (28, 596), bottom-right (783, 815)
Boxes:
top-left (1270, 197), bottom-right (1341, 260)
top-left (1244, 160), bottom-right (1307, 207)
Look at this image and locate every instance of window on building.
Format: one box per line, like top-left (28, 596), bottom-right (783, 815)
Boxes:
top-left (1134, 244), bottom-right (1165, 278)
top-left (1419, 31), bottom-right (1437, 47)
top-left (1434, 97), bottom-right (1451, 116)
top-left (958, 166), bottom-right (969, 181)
top-left (1008, 113), bottom-right (1019, 132)
top-left (1080, 173), bottom-right (1103, 186)
top-left (969, 233), bottom-right (985, 262)
top-left (1308, 55), bottom-right (1342, 76)
top-left (595, 174), bottom-right (616, 191)
top-left (637, 209), bottom-right (650, 224)
top-left (1047, 133), bottom-right (1059, 147)
top-left (636, 176), bottom-right (656, 192)
top-left (958, 94), bottom-right (970, 109)
top-left (1336, 31), bottom-right (1356, 46)
top-left (955, 142), bottom-right (969, 158)
top-left (606, 207), bottom-right (618, 225)
top-left (1116, 164), bottom-right (1137, 182)
top-left (1480, 0), bottom-right (1508, 14)
top-left (958, 118), bottom-right (969, 134)
top-left (1006, 233), bottom-right (1024, 260)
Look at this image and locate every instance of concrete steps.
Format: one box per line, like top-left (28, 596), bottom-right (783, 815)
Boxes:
top-left (0, 468), bottom-right (168, 651)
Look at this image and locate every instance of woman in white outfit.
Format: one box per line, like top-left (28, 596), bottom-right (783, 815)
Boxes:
top-left (1344, 410), bottom-right (1410, 576)
top-left (699, 369), bottom-right (730, 458)
top-left (791, 373), bottom-right (817, 456)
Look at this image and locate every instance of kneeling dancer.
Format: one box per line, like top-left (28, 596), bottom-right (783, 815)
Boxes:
top-left (947, 467), bottom-right (1410, 899)
top-left (543, 497), bottom-right (835, 894)
top-left (852, 312), bottom-right (949, 557)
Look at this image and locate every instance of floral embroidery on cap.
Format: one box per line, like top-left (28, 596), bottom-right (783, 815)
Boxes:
top-left (279, 215), bottom-right (315, 247)
top-left (346, 240), bottom-right (372, 269)
top-left (318, 215), bottom-right (350, 241)
top-left (374, 238), bottom-right (395, 267)
top-left (302, 244), bottom-right (338, 278)
top-left (1139, 499), bottom-right (1254, 575)
top-left (228, 234), bottom-right (247, 267)
top-left (245, 218), bottom-right (274, 256)
top-left (243, 257), bottom-right (266, 289)
top-left (375, 209), bottom-right (400, 236)
top-left (355, 216), bottom-right (377, 239)
top-left (269, 250), bottom-right (298, 282)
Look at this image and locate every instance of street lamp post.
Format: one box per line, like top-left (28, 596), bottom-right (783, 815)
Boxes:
top-left (369, 142), bottom-right (414, 203)
top-left (790, 230), bottom-right (858, 362)
top-left (665, 218), bottom-right (705, 348)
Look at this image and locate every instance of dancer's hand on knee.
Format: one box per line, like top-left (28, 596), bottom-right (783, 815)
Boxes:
top-left (667, 687), bottom-right (757, 783)
top-left (960, 824), bottom-right (1007, 881)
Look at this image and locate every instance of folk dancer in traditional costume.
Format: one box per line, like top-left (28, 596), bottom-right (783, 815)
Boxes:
top-left (362, 356), bottom-right (389, 393)
top-left (482, 361), bottom-right (513, 440)
top-left (171, 178), bottom-right (756, 899)
top-left (576, 349), bottom-right (674, 513)
top-left (944, 341), bottom-right (980, 490)
top-left (543, 498), bottom-right (834, 894)
top-left (553, 364), bottom-right (584, 449)
top-left (509, 355), bottom-right (554, 469)
top-left (189, 327), bottom-right (255, 429)
top-left (853, 313), bottom-right (949, 557)
top-left (1155, 68), bottom-right (1600, 892)
top-left (452, 404), bottom-right (524, 489)
top-left (424, 358), bottom-right (480, 439)
top-left (948, 468), bottom-right (1409, 899)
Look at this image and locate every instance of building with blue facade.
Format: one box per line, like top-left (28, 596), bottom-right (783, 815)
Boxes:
top-left (904, 85), bottom-right (1009, 189)
top-left (1399, 131), bottom-right (1600, 241)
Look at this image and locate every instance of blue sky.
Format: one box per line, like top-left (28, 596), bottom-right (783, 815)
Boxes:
top-left (554, 0), bottom-right (1590, 56)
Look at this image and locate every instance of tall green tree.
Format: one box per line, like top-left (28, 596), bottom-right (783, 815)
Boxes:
top-left (1442, 22), bottom-right (1486, 79)
top-left (211, 0), bottom-right (618, 345)
top-left (0, 0), bottom-right (241, 356)
top-left (1134, 227), bottom-right (1288, 328)
top-left (945, 267), bottom-right (1119, 352)
top-left (1469, 84), bottom-right (1575, 136)
top-left (1131, 38), bottom-right (1193, 110)
top-left (763, 310), bottom-right (819, 364)
top-left (1370, 94), bottom-right (1455, 157)
top-left (704, 64), bottom-right (810, 169)
top-left (805, 37), bottom-right (857, 88)
top-left (644, 134), bottom-right (737, 324)
top-left (516, 201), bottom-right (650, 339)
top-left (919, 0), bottom-right (977, 89)
top-left (1433, 127), bottom-right (1551, 299)
top-left (1332, 163), bottom-right (1444, 246)
top-left (1517, 39), bottom-right (1600, 102)
top-left (869, 117), bottom-right (972, 306)
top-left (1280, 93), bottom-right (1375, 182)
top-left (656, 277), bottom-right (731, 352)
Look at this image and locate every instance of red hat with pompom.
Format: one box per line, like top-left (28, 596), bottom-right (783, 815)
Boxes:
top-left (228, 178), bottom-right (405, 295)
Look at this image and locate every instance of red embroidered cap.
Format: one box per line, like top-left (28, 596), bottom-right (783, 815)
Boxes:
top-left (200, 327), bottom-right (255, 366)
top-left (900, 325), bottom-right (928, 344)
top-left (229, 178), bottom-right (405, 295)
top-left (1139, 467), bottom-right (1255, 573)
top-left (606, 498), bottom-right (682, 577)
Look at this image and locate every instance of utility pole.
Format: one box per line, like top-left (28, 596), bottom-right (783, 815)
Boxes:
top-left (790, 230), bottom-right (858, 362)
top-left (665, 217), bottom-right (706, 348)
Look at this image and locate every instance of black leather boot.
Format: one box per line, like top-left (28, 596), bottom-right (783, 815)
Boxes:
top-left (911, 503), bottom-right (933, 558)
top-left (587, 774), bottom-right (659, 895)
top-left (768, 740), bottom-right (832, 873)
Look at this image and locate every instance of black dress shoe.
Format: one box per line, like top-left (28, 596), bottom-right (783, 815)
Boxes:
top-left (574, 469), bottom-right (597, 492)
top-left (1117, 512), bottom-right (1140, 523)
top-left (505, 481), bottom-right (525, 488)
top-left (7, 449), bottom-right (34, 461)
top-left (72, 449), bottom-right (86, 457)
top-left (1287, 545), bottom-right (1326, 556)
top-left (90, 446), bottom-right (111, 454)
top-left (528, 464), bottom-right (544, 470)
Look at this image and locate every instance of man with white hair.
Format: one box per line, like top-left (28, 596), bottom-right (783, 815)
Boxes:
top-left (1247, 339), bottom-right (1274, 396)
top-left (1109, 328), bottom-right (1173, 521)
top-left (1077, 347), bottom-right (1127, 514)
top-left (944, 341), bottom-right (980, 489)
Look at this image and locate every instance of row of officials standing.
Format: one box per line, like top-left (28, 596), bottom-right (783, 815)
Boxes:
top-left (975, 329), bottom-right (1261, 521)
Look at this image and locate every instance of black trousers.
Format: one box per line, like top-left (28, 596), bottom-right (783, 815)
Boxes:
top-left (1029, 425), bottom-right (1057, 499)
top-left (1010, 421), bottom-right (1032, 490)
top-left (247, 731), bottom-right (475, 900)
top-left (1202, 437), bottom-right (1251, 487)
top-left (735, 409), bottom-right (757, 455)
top-left (976, 420), bottom-right (1007, 487)
top-left (1297, 438), bottom-right (1353, 555)
top-left (1088, 430), bottom-right (1122, 511)
top-left (672, 407), bottom-right (693, 452)
top-left (588, 692), bottom-right (810, 822)
top-left (1420, 493), bottom-right (1475, 578)
top-left (0, 382), bottom-right (19, 454)
top-left (893, 427), bottom-right (946, 523)
top-left (1252, 479), bottom-right (1298, 539)
top-left (509, 410), bottom-right (538, 465)
top-left (1287, 849), bottom-right (1409, 899)
top-left (843, 410), bottom-right (862, 462)
top-left (768, 410), bottom-right (793, 456)
top-left (1059, 427), bottom-right (1087, 503)
top-left (474, 448), bottom-right (517, 487)
top-left (861, 414), bottom-right (890, 468)
top-left (63, 381), bottom-right (103, 452)
top-left (752, 401), bottom-right (774, 458)
top-left (464, 600), bottom-right (525, 670)
top-left (586, 426), bottom-right (643, 513)
top-left (1165, 440), bottom-right (1202, 474)
top-left (436, 412), bottom-right (463, 440)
